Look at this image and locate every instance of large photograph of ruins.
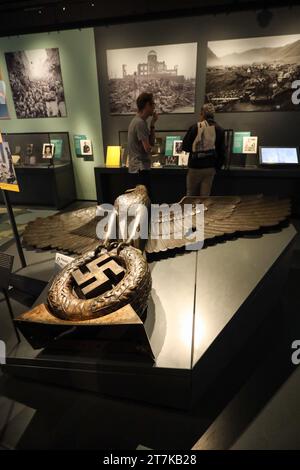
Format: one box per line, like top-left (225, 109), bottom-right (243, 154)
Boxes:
top-left (205, 34), bottom-right (300, 112)
top-left (106, 43), bottom-right (197, 114)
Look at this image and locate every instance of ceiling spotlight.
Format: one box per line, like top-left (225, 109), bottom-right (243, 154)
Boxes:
top-left (62, 6), bottom-right (66, 11)
top-left (38, 9), bottom-right (42, 14)
top-left (256, 8), bottom-right (273, 28)
top-left (91, 2), bottom-right (95, 6)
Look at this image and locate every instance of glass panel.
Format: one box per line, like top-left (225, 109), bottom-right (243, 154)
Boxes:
top-left (3, 132), bottom-right (71, 168)
top-left (119, 129), bottom-right (188, 167)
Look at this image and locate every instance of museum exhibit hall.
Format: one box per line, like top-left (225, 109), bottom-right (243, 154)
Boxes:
top-left (1, 0), bottom-right (300, 459)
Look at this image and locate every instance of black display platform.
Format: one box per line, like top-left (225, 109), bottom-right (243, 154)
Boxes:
top-left (95, 166), bottom-right (188, 205)
top-left (94, 166), bottom-right (300, 214)
top-left (2, 224), bottom-right (297, 409)
top-left (0, 164), bottom-right (76, 210)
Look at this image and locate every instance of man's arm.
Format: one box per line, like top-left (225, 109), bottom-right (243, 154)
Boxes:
top-left (139, 112), bottom-right (158, 153)
top-left (136, 120), bottom-right (152, 153)
top-left (141, 137), bottom-right (152, 153)
top-left (149, 125), bottom-right (155, 147)
top-left (141, 126), bottom-right (155, 151)
top-left (149, 111), bottom-right (158, 147)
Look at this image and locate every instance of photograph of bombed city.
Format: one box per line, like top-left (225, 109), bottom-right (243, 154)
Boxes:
top-left (205, 34), bottom-right (300, 112)
top-left (106, 43), bottom-right (197, 114)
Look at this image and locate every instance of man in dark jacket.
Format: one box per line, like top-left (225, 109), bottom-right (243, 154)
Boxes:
top-left (182, 103), bottom-right (225, 196)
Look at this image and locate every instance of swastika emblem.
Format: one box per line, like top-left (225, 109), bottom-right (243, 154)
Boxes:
top-left (72, 254), bottom-right (125, 299)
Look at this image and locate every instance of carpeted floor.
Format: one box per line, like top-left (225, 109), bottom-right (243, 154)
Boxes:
top-left (0, 205), bottom-right (57, 246)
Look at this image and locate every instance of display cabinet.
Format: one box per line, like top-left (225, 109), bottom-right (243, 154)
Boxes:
top-left (0, 132), bottom-right (76, 209)
top-left (4, 131), bottom-right (71, 167)
top-left (94, 165), bottom-right (300, 215)
top-left (119, 129), bottom-right (188, 167)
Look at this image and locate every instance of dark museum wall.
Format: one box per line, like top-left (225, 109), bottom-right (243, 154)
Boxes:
top-left (94, 5), bottom-right (300, 152)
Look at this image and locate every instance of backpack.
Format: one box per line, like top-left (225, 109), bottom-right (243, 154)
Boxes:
top-left (192, 120), bottom-right (216, 153)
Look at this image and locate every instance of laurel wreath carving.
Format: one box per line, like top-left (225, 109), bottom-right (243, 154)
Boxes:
top-left (47, 244), bottom-right (152, 321)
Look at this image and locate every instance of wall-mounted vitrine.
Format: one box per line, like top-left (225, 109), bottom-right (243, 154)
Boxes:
top-left (0, 132), bottom-right (76, 209)
top-left (3, 132), bottom-right (71, 168)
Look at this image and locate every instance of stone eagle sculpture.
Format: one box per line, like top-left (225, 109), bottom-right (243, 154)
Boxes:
top-left (23, 187), bottom-right (290, 255)
top-left (20, 187), bottom-right (290, 326)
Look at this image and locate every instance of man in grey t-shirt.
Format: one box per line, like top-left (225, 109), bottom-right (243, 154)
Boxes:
top-left (127, 92), bottom-right (158, 194)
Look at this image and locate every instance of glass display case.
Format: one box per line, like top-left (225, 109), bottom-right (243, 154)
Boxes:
top-left (0, 131), bottom-right (76, 209)
top-left (3, 132), bottom-right (71, 168)
top-left (119, 128), bottom-right (235, 169)
top-left (119, 129), bottom-right (188, 167)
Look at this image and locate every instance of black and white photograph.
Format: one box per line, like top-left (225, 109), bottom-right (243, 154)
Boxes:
top-left (5, 48), bottom-right (67, 118)
top-left (42, 143), bottom-right (54, 159)
top-left (80, 139), bottom-right (93, 156)
top-left (107, 43), bottom-right (197, 114)
top-left (173, 139), bottom-right (183, 156)
top-left (205, 34), bottom-right (300, 112)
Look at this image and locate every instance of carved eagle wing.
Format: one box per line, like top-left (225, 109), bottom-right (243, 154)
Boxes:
top-left (145, 194), bottom-right (291, 253)
top-left (23, 193), bottom-right (291, 256)
top-left (23, 206), bottom-right (101, 254)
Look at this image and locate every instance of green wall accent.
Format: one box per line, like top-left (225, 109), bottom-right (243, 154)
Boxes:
top-left (0, 28), bottom-right (104, 200)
